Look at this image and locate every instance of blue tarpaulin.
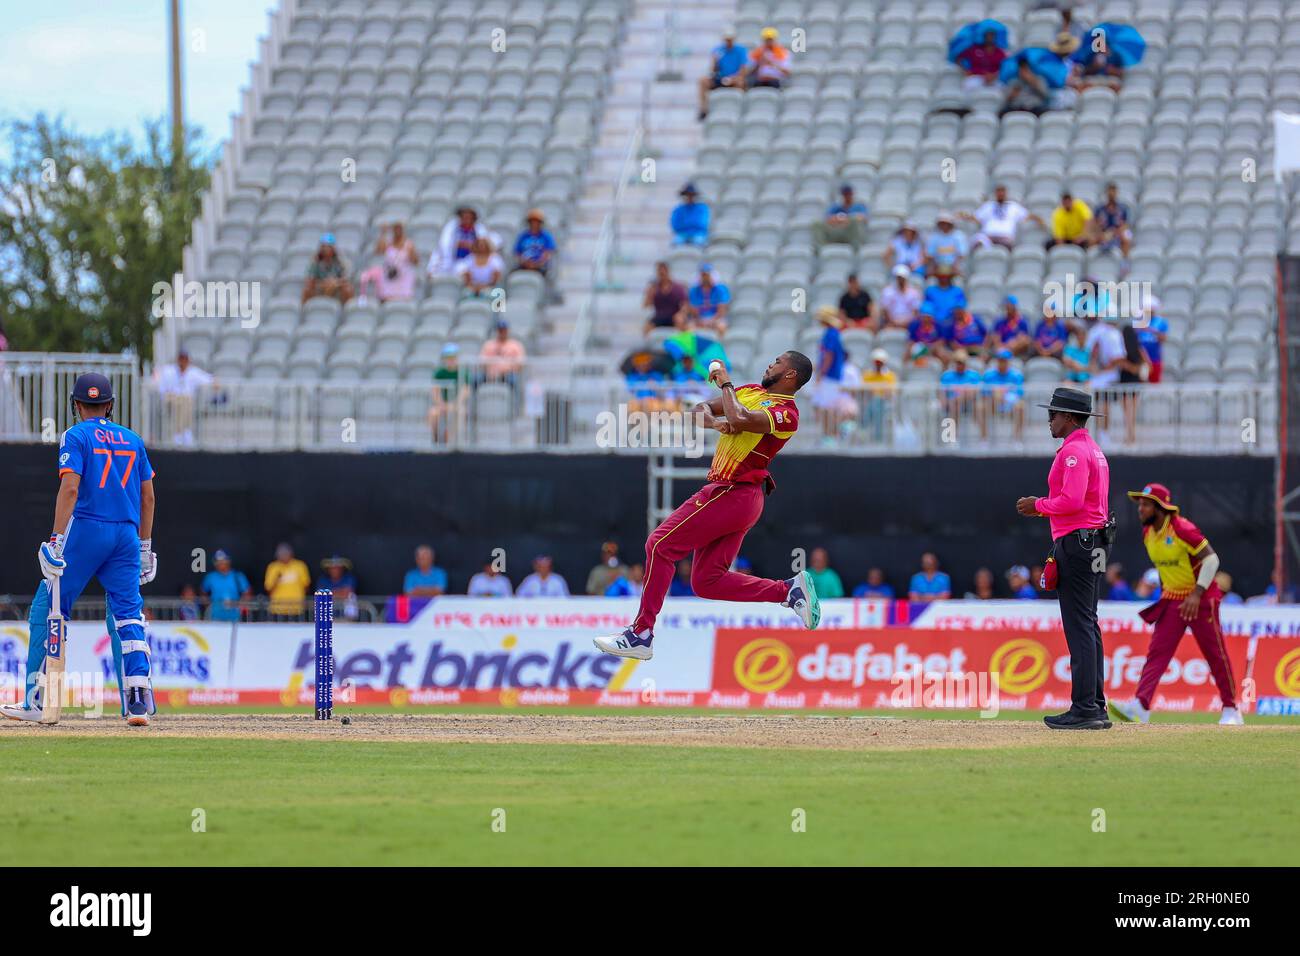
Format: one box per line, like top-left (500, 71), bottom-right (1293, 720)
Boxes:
top-left (1072, 22), bottom-right (1146, 67)
top-left (948, 19), bottom-right (1010, 63)
top-left (999, 47), bottom-right (1071, 89)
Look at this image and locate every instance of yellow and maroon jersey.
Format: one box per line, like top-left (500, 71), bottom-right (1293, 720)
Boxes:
top-left (1142, 515), bottom-right (1220, 601)
top-left (706, 385), bottom-right (799, 485)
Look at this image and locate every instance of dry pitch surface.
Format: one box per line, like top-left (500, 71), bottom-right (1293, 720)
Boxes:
top-left (5, 711), bottom-right (1293, 750)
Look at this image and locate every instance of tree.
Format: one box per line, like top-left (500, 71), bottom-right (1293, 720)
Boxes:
top-left (0, 115), bottom-right (212, 361)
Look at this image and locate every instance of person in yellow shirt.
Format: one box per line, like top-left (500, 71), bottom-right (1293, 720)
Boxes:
top-left (1047, 192), bottom-right (1093, 248)
top-left (862, 348), bottom-right (898, 441)
top-left (264, 542), bottom-right (312, 619)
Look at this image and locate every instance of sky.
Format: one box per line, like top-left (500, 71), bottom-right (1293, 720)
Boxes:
top-left (0, 0), bottom-right (273, 154)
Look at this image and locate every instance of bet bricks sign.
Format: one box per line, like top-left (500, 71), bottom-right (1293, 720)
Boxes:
top-left (712, 629), bottom-right (1251, 712)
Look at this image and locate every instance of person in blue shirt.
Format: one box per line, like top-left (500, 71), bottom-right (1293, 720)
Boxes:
top-left (921, 266), bottom-right (966, 324)
top-left (684, 266), bottom-right (730, 334)
top-left (1032, 304), bottom-right (1070, 359)
top-left (201, 549), bottom-right (252, 621)
top-left (908, 308), bottom-right (949, 365)
top-left (605, 563), bottom-right (645, 597)
top-left (908, 552), bottom-right (952, 603)
top-left (980, 349), bottom-right (1025, 440)
top-left (942, 306), bottom-right (987, 362)
top-left (668, 559), bottom-right (695, 597)
top-left (512, 208), bottom-right (556, 276)
top-left (1106, 563), bottom-right (1138, 601)
top-left (925, 212), bottom-right (969, 274)
top-left (697, 30), bottom-right (748, 119)
top-left (403, 545), bottom-right (447, 597)
top-left (814, 183), bottom-right (869, 250)
top-left (1137, 297), bottom-right (1168, 383)
top-left (670, 183), bottom-right (710, 246)
top-left (852, 567), bottom-right (896, 598)
top-left (939, 350), bottom-right (981, 423)
top-left (24, 373), bottom-right (157, 726)
top-left (985, 295), bottom-right (1032, 357)
top-left (1005, 565), bottom-right (1038, 600)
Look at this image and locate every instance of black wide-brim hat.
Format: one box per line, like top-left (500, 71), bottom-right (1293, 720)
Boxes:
top-left (1035, 386), bottom-right (1106, 418)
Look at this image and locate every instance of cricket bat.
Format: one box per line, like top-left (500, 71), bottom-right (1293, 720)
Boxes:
top-left (42, 576), bottom-right (65, 724)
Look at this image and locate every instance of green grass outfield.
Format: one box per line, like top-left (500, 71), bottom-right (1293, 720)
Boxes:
top-left (1, 708), bottom-right (1296, 866)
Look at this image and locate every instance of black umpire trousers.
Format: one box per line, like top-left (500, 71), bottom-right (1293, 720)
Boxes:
top-left (1055, 529), bottom-right (1107, 717)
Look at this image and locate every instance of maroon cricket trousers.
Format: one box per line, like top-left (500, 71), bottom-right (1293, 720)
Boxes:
top-left (633, 481), bottom-right (788, 634)
top-left (1136, 596), bottom-right (1237, 709)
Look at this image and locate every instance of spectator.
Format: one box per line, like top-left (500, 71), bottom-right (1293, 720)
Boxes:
top-left (965, 567), bottom-right (996, 600)
top-left (908, 308), bottom-right (947, 366)
top-left (1047, 192), bottom-right (1093, 249)
top-left (1106, 563), bottom-right (1138, 601)
top-left (156, 347), bottom-right (214, 446)
top-left (512, 208), bottom-right (556, 279)
top-left (1061, 324), bottom-right (1092, 383)
top-left (909, 552), bottom-right (952, 602)
top-left (178, 584), bottom-right (201, 621)
top-left (853, 567), bottom-right (895, 599)
top-left (468, 558), bottom-right (513, 598)
top-left (985, 296), bottom-right (1032, 358)
top-left (813, 307), bottom-right (850, 440)
top-left (670, 183), bottom-right (709, 246)
top-left (480, 319), bottom-right (526, 385)
top-left (1216, 571), bottom-right (1243, 606)
top-left (1032, 303), bottom-right (1070, 360)
top-left (1047, 32), bottom-right (1083, 109)
top-left (814, 183), bottom-right (869, 250)
top-left (698, 29), bottom-right (748, 120)
top-left (302, 233), bottom-right (354, 304)
top-left (625, 350), bottom-right (670, 414)
top-left (431, 206), bottom-right (498, 276)
top-left (1134, 567), bottom-right (1162, 602)
top-left (1006, 565), bottom-right (1037, 599)
top-left (644, 261), bottom-right (688, 333)
top-left (925, 212), bottom-right (968, 275)
top-left (1116, 315), bottom-right (1149, 444)
top-left (942, 306), bottom-right (988, 363)
top-left (961, 184), bottom-right (1045, 249)
top-left (1136, 295), bottom-right (1168, 383)
top-left (428, 343), bottom-right (464, 444)
top-left (957, 28), bottom-right (1008, 90)
top-left (838, 273), bottom-right (877, 329)
top-left (1001, 57), bottom-right (1051, 117)
top-left (605, 563), bottom-right (645, 597)
top-left (456, 235), bottom-right (505, 297)
top-left (683, 265), bottom-right (730, 335)
top-left (806, 547), bottom-right (845, 599)
top-left (669, 558), bottom-right (694, 596)
top-left (884, 220), bottom-right (926, 275)
top-left (921, 265), bottom-right (966, 325)
top-left (861, 348), bottom-right (897, 441)
top-left (403, 545), bottom-right (447, 597)
top-left (1085, 314), bottom-right (1126, 392)
top-left (1059, 6), bottom-right (1090, 45)
top-left (586, 541), bottom-right (624, 595)
top-left (264, 543), bottom-right (312, 619)
top-left (1090, 182), bottom-right (1133, 267)
top-left (748, 27), bottom-right (790, 88)
top-left (981, 349), bottom-right (1025, 440)
top-left (516, 555), bottom-right (571, 597)
top-left (669, 354), bottom-right (712, 405)
top-left (1073, 33), bottom-right (1124, 91)
top-left (357, 221), bottom-right (418, 304)
top-left (939, 349), bottom-right (980, 423)
top-left (880, 264), bottom-right (922, 327)
top-left (317, 555), bottom-right (358, 607)
top-left (201, 549), bottom-right (251, 622)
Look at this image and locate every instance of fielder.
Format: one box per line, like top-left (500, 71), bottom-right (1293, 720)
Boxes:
top-left (1109, 483), bottom-right (1243, 725)
top-left (595, 351), bottom-right (819, 660)
top-left (2, 373), bottom-right (157, 726)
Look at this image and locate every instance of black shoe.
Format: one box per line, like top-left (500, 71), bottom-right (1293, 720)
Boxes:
top-left (1044, 710), bottom-right (1108, 730)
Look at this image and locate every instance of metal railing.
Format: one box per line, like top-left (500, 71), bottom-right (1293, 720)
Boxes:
top-left (0, 353), bottom-right (142, 443)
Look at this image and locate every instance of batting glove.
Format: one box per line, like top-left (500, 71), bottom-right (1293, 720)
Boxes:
top-left (38, 534), bottom-right (67, 578)
top-left (139, 538), bottom-right (157, 585)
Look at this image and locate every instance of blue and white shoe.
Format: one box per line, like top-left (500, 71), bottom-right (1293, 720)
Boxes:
top-left (0, 702), bottom-right (43, 723)
top-left (126, 688), bottom-right (150, 727)
top-left (593, 627), bottom-right (654, 661)
top-left (786, 570), bottom-right (821, 630)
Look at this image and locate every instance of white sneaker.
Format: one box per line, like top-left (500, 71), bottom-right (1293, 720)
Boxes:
top-left (1218, 706), bottom-right (1245, 726)
top-left (1108, 699), bottom-right (1150, 723)
top-left (593, 627), bottom-right (653, 661)
top-left (0, 703), bottom-right (43, 723)
top-left (785, 569), bottom-right (821, 630)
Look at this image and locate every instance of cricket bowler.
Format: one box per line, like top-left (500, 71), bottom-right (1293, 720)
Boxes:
top-left (595, 351), bottom-right (819, 661)
top-left (1109, 483), bottom-right (1243, 725)
top-left (7, 373), bottom-right (158, 726)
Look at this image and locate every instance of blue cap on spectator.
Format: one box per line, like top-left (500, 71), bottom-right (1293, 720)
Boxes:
top-left (996, 348), bottom-right (1013, 360)
top-left (214, 549), bottom-right (230, 562)
top-left (1004, 294), bottom-right (1018, 306)
top-left (840, 182), bottom-right (854, 193)
top-left (699, 262), bottom-right (713, 273)
top-left (495, 318), bottom-right (509, 329)
top-left (319, 232), bottom-right (336, 245)
top-left (680, 182), bottom-right (699, 196)
top-left (441, 343), bottom-right (459, 356)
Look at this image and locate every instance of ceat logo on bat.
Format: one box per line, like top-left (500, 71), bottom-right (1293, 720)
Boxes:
top-left (733, 637), bottom-right (795, 693)
top-left (1275, 647), bottom-right (1300, 698)
top-left (989, 638), bottom-right (1051, 695)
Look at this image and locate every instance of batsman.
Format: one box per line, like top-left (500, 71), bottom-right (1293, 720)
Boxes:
top-left (1109, 483), bottom-right (1243, 726)
top-left (1, 373), bottom-right (158, 726)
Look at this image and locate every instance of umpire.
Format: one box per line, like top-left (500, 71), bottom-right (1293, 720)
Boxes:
top-left (1016, 387), bottom-right (1114, 730)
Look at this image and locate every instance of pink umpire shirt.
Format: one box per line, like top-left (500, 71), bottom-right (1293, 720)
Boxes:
top-left (1035, 427), bottom-right (1110, 539)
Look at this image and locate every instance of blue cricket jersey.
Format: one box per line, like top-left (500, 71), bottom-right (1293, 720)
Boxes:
top-left (59, 418), bottom-right (155, 527)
